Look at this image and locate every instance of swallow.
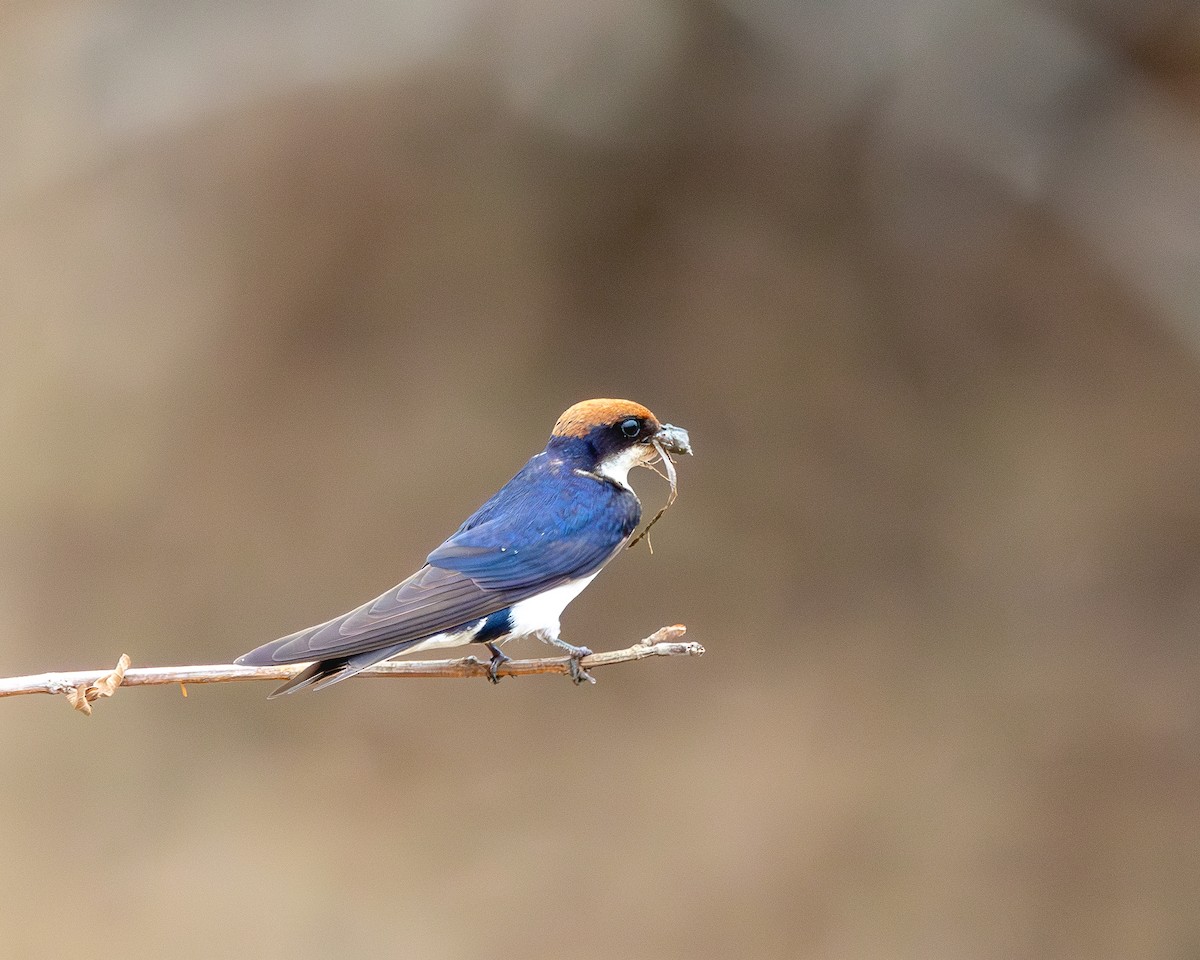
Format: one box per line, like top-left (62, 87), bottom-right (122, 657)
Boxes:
top-left (236, 398), bottom-right (692, 696)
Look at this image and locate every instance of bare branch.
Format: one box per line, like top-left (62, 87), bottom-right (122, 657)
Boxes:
top-left (0, 625), bottom-right (702, 713)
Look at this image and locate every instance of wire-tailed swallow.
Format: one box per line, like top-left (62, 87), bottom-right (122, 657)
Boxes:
top-left (236, 399), bottom-right (692, 696)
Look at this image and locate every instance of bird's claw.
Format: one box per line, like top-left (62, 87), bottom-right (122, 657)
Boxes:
top-left (552, 642), bottom-right (594, 685)
top-left (484, 643), bottom-right (511, 684)
top-left (567, 655), bottom-right (596, 685)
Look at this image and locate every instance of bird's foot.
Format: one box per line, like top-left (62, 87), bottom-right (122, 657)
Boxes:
top-left (567, 656), bottom-right (595, 685)
top-left (485, 642), bottom-right (511, 684)
top-left (551, 640), bottom-right (595, 686)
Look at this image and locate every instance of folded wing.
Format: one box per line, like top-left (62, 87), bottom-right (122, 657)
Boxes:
top-left (237, 461), bottom-right (640, 665)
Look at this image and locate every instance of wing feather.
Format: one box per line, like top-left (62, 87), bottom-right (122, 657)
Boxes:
top-left (236, 457), bottom-right (640, 666)
top-left (239, 565), bottom-right (530, 664)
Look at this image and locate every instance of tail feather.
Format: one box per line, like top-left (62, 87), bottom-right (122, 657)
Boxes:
top-left (266, 641), bottom-right (418, 698)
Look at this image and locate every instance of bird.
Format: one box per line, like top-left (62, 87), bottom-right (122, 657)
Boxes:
top-left (235, 398), bottom-right (692, 697)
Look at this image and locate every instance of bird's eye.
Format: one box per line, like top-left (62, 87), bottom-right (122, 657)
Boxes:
top-left (619, 418), bottom-right (641, 438)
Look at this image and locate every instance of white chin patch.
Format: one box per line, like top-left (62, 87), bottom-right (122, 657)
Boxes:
top-left (596, 445), bottom-right (650, 489)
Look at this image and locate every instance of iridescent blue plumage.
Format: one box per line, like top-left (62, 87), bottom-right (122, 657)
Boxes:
top-left (235, 399), bottom-right (689, 696)
top-left (430, 445), bottom-right (640, 590)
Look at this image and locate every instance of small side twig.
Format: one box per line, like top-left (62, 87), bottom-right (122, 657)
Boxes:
top-left (0, 626), bottom-right (702, 715)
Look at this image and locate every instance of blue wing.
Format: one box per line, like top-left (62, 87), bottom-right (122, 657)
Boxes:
top-left (427, 457), bottom-right (640, 589)
top-left (237, 455), bottom-right (640, 665)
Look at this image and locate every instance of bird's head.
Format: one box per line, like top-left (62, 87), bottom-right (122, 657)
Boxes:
top-left (547, 398), bottom-right (692, 487)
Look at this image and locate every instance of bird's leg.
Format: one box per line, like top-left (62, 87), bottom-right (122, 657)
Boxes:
top-left (484, 642), bottom-right (511, 684)
top-left (548, 637), bottom-right (595, 685)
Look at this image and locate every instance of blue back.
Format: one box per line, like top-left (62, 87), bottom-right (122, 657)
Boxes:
top-left (427, 451), bottom-right (641, 590)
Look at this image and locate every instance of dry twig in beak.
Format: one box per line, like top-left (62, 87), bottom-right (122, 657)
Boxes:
top-left (628, 439), bottom-right (678, 553)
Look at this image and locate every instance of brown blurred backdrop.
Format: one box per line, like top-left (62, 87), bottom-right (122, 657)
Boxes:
top-left (2, 1), bottom-right (1200, 957)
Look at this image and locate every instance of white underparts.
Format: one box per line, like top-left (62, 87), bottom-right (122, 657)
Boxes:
top-left (506, 574), bottom-right (596, 642)
top-left (401, 574), bottom-right (598, 656)
top-left (402, 622), bottom-right (484, 654)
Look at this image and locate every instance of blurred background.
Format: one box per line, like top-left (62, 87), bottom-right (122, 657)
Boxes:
top-left (2, 0), bottom-right (1199, 956)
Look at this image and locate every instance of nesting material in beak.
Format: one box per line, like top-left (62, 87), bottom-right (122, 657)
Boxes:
top-left (628, 424), bottom-right (692, 552)
top-left (655, 423), bottom-right (692, 457)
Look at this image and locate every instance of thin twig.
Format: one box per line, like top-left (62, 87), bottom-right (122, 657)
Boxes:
top-left (0, 625), bottom-right (702, 713)
top-left (627, 440), bottom-right (678, 553)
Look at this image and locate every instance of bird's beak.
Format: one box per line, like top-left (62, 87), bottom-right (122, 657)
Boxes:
top-left (654, 423), bottom-right (693, 456)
